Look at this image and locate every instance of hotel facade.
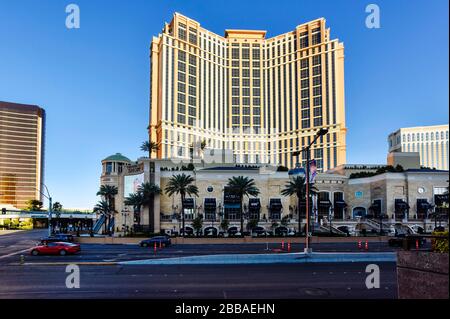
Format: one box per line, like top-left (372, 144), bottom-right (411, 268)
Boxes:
top-left (149, 13), bottom-right (347, 172)
top-left (0, 101), bottom-right (45, 209)
top-left (388, 124), bottom-right (449, 171)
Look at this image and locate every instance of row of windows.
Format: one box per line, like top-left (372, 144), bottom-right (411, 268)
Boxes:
top-left (403, 131), bottom-right (449, 143)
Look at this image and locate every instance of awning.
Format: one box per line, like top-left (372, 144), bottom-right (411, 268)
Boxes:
top-left (417, 201), bottom-right (431, 209)
top-left (269, 198), bottom-right (282, 212)
top-left (224, 203), bottom-right (240, 209)
top-left (434, 194), bottom-right (449, 206)
top-left (204, 198), bottom-right (216, 210)
top-left (183, 198), bottom-right (195, 209)
top-left (249, 198), bottom-right (261, 211)
top-left (334, 200), bottom-right (347, 208)
top-left (395, 200), bottom-right (410, 210)
top-left (319, 199), bottom-right (332, 207)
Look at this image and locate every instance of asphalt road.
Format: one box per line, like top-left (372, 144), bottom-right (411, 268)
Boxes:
top-left (0, 229), bottom-right (406, 265)
top-left (0, 263), bottom-right (397, 299)
top-left (0, 230), bottom-right (399, 299)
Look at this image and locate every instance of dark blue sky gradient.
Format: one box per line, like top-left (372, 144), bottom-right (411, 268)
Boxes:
top-left (0, 0), bottom-right (448, 208)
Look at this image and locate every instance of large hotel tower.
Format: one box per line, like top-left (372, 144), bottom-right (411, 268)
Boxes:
top-left (0, 101), bottom-right (45, 209)
top-left (149, 13), bottom-right (347, 171)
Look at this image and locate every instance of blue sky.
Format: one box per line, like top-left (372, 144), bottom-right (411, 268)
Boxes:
top-left (0, 0), bottom-right (448, 209)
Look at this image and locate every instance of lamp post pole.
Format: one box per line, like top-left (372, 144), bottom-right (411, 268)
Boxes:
top-left (292, 128), bottom-right (328, 254)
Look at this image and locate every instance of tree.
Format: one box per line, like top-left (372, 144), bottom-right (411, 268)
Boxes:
top-left (281, 175), bottom-right (318, 234)
top-left (26, 199), bottom-right (43, 211)
top-left (225, 176), bottom-right (260, 235)
top-left (124, 192), bottom-right (144, 226)
top-left (140, 141), bottom-right (159, 159)
top-left (137, 182), bottom-right (162, 232)
top-left (192, 216), bottom-right (203, 236)
top-left (96, 185), bottom-right (118, 235)
top-left (220, 219), bottom-right (229, 233)
top-left (246, 219), bottom-right (258, 232)
top-left (93, 200), bottom-right (111, 235)
top-left (52, 202), bottom-right (62, 212)
top-left (164, 174), bottom-right (199, 237)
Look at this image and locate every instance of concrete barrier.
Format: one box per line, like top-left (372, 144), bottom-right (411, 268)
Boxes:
top-left (397, 251), bottom-right (449, 299)
top-left (120, 252), bottom-right (397, 265)
top-left (74, 235), bottom-right (389, 245)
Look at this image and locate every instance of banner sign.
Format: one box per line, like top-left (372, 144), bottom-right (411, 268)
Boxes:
top-left (309, 159), bottom-right (317, 184)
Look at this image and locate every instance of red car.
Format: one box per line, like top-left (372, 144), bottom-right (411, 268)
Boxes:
top-left (31, 242), bottom-right (81, 256)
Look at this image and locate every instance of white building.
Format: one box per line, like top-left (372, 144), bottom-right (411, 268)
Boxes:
top-left (388, 124), bottom-right (449, 170)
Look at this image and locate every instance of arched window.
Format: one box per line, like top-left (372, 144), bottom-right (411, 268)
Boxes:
top-left (412, 133), bottom-right (415, 141)
top-left (431, 132), bottom-right (434, 140)
top-left (407, 134), bottom-right (411, 142)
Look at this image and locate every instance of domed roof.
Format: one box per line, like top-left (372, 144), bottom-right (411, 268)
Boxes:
top-left (102, 153), bottom-right (131, 162)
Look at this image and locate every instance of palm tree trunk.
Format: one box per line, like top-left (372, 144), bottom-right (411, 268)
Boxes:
top-left (297, 194), bottom-right (301, 235)
top-left (240, 196), bottom-right (244, 236)
top-left (181, 194), bottom-right (185, 238)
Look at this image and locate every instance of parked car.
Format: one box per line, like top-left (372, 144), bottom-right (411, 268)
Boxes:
top-left (40, 234), bottom-right (74, 244)
top-left (139, 236), bottom-right (171, 247)
top-left (31, 242), bottom-right (81, 256)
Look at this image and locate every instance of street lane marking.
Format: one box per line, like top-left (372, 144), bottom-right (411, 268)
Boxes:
top-left (0, 247), bottom-right (32, 260)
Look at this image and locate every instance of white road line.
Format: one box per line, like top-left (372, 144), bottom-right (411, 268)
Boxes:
top-left (0, 247), bottom-right (32, 260)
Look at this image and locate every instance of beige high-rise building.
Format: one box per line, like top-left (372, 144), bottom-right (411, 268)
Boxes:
top-left (149, 13), bottom-right (347, 172)
top-left (388, 124), bottom-right (449, 170)
top-left (0, 101), bottom-right (45, 209)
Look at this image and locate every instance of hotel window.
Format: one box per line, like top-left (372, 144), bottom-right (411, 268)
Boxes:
top-left (232, 97), bottom-right (239, 105)
top-left (188, 86), bottom-right (196, 96)
top-left (243, 97), bottom-right (250, 105)
top-left (243, 116), bottom-right (250, 125)
top-left (253, 97), bottom-right (261, 105)
top-left (232, 87), bottom-right (239, 96)
top-left (178, 93), bottom-right (186, 103)
top-left (253, 69), bottom-right (260, 78)
top-left (232, 60), bottom-right (239, 67)
top-left (189, 32), bottom-right (197, 45)
top-left (253, 61), bottom-right (260, 68)
top-left (232, 78), bottom-right (239, 87)
top-left (311, 28), bottom-right (321, 45)
top-left (232, 69), bottom-right (239, 77)
top-left (178, 83), bottom-right (186, 93)
top-left (431, 132), bottom-right (434, 140)
top-left (177, 114), bottom-right (186, 123)
top-left (242, 48), bottom-right (250, 60)
top-left (178, 62), bottom-right (186, 72)
top-left (312, 55), bottom-right (321, 65)
top-left (242, 78), bottom-right (250, 87)
top-left (436, 132), bottom-right (439, 140)
top-left (242, 88), bottom-right (250, 96)
top-left (178, 28), bottom-right (187, 41)
top-left (232, 107), bottom-right (240, 115)
top-left (300, 69), bottom-right (309, 78)
top-left (253, 107), bottom-right (261, 115)
top-left (242, 69), bottom-right (250, 78)
top-left (426, 133), bottom-right (429, 141)
top-left (232, 116), bottom-right (240, 124)
top-left (243, 107), bottom-right (250, 115)
top-left (232, 48), bottom-right (239, 59)
top-left (299, 32), bottom-right (308, 48)
top-left (253, 117), bottom-right (261, 125)
top-left (177, 104), bottom-right (186, 114)
top-left (300, 58), bottom-right (309, 69)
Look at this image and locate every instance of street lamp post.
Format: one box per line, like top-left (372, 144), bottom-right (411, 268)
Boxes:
top-left (329, 206), bottom-right (334, 235)
top-left (121, 208), bottom-right (129, 236)
top-left (292, 128), bottom-right (328, 253)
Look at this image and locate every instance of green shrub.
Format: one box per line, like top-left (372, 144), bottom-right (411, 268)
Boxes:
top-left (432, 231), bottom-right (449, 253)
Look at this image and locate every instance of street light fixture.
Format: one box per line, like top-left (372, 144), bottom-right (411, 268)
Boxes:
top-left (292, 128), bottom-right (329, 253)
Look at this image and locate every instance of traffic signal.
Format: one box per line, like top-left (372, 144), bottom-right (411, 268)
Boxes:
top-left (1, 208), bottom-right (6, 214)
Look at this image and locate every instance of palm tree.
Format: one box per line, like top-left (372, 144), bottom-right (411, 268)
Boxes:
top-left (226, 176), bottom-right (260, 235)
top-left (93, 200), bottom-right (111, 235)
top-left (137, 182), bottom-right (162, 232)
top-left (281, 176), bottom-right (318, 234)
top-left (96, 185), bottom-right (118, 234)
top-left (164, 174), bottom-right (199, 237)
top-left (124, 192), bottom-right (144, 226)
top-left (140, 141), bottom-right (159, 159)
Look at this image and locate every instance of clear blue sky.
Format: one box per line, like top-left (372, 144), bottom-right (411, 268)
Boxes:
top-left (0, 0), bottom-right (448, 209)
